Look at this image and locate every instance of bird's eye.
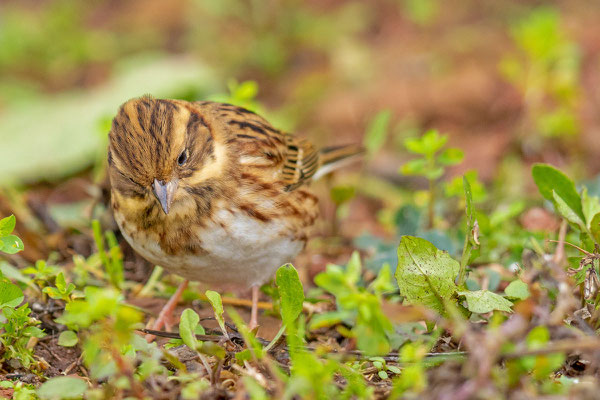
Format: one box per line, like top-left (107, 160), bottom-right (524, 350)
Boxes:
top-left (177, 150), bottom-right (188, 166)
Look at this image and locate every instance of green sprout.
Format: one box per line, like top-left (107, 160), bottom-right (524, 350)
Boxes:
top-left (400, 130), bottom-right (464, 228)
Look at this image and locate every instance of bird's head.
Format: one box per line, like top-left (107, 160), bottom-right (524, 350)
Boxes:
top-left (108, 96), bottom-right (222, 216)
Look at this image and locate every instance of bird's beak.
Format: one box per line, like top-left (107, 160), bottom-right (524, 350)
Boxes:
top-left (152, 178), bottom-right (178, 215)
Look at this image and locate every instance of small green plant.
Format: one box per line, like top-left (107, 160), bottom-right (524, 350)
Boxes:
top-left (23, 260), bottom-right (59, 290)
top-left (390, 342), bottom-right (428, 396)
top-left (0, 215), bottom-right (45, 370)
top-left (400, 130), bottom-right (464, 228)
top-left (57, 286), bottom-right (152, 395)
top-left (42, 271), bottom-right (76, 303)
top-left (531, 163), bottom-right (600, 321)
top-left (92, 219), bottom-right (124, 289)
top-left (363, 356), bottom-right (401, 380)
top-left (311, 252), bottom-right (395, 355)
top-left (274, 264), bottom-right (373, 399)
top-left (395, 176), bottom-right (518, 315)
top-left (0, 304), bottom-right (46, 369)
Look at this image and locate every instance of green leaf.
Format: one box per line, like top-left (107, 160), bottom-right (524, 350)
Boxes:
top-left (232, 80), bottom-right (259, 101)
top-left (404, 130), bottom-right (447, 156)
top-left (0, 215), bottom-right (16, 236)
top-left (0, 261), bottom-right (33, 286)
top-left (205, 290), bottom-right (227, 335)
top-left (437, 148), bottom-right (464, 166)
top-left (457, 290), bottom-right (513, 313)
top-left (424, 166), bottom-right (444, 181)
top-left (43, 287), bottom-right (62, 300)
top-left (308, 310), bottom-right (354, 330)
top-left (552, 190), bottom-right (585, 229)
top-left (346, 251), bottom-right (362, 285)
top-left (532, 163), bottom-right (584, 222)
top-left (0, 280), bottom-right (24, 309)
top-left (504, 279), bottom-right (530, 300)
top-left (0, 235), bottom-right (24, 254)
top-left (527, 325), bottom-right (550, 347)
top-left (330, 185), bottom-right (356, 206)
top-left (24, 326), bottom-right (46, 339)
top-left (364, 109), bottom-right (392, 156)
top-left (37, 376), bottom-right (87, 400)
top-left (395, 236), bottom-right (459, 314)
top-left (400, 158), bottom-right (427, 176)
top-left (275, 264), bottom-right (304, 326)
top-left (55, 272), bottom-right (67, 292)
top-left (445, 170), bottom-right (487, 202)
top-left (179, 308), bottom-right (200, 350)
top-left (58, 330), bottom-right (79, 347)
top-left (582, 187), bottom-right (600, 229)
top-left (355, 322), bottom-right (390, 356)
top-left (590, 213), bottom-right (600, 244)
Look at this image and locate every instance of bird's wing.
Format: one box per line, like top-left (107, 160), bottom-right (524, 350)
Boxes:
top-left (280, 135), bottom-right (320, 191)
top-left (210, 102), bottom-right (362, 191)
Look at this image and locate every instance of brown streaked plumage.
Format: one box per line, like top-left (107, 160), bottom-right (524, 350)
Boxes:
top-left (108, 95), bottom-right (362, 331)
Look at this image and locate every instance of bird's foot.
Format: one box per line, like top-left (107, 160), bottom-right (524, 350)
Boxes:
top-left (145, 280), bottom-right (189, 342)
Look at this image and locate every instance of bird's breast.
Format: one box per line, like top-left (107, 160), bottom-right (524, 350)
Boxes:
top-left (114, 205), bottom-right (305, 287)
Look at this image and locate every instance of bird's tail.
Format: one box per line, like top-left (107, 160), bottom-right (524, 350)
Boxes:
top-left (313, 144), bottom-right (364, 181)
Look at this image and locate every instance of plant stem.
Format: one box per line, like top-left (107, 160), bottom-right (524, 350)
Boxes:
top-left (428, 178), bottom-right (435, 229)
top-left (457, 229), bottom-right (471, 287)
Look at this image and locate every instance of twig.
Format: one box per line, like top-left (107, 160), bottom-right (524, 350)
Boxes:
top-left (552, 220), bottom-right (568, 265)
top-left (501, 337), bottom-right (600, 360)
top-left (140, 327), bottom-right (467, 364)
top-left (213, 295), bottom-right (272, 311)
top-left (138, 328), bottom-right (271, 347)
top-left (547, 239), bottom-right (596, 258)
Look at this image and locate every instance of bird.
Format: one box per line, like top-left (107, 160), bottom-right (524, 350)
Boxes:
top-left (107, 95), bottom-right (362, 334)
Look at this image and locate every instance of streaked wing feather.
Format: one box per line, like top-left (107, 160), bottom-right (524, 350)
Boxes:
top-left (281, 135), bottom-right (320, 191)
top-left (216, 102), bottom-right (362, 191)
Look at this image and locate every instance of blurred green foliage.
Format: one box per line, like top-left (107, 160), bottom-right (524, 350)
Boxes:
top-left (500, 7), bottom-right (581, 143)
top-left (0, 1), bottom-right (598, 397)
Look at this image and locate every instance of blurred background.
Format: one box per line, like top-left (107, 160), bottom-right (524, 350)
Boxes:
top-left (2, 0), bottom-right (600, 279)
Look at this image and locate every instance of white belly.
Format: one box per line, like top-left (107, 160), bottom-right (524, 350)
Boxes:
top-left (117, 208), bottom-right (304, 287)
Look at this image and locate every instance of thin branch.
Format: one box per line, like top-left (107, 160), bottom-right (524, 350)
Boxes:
top-left (552, 219), bottom-right (568, 265)
top-left (501, 337), bottom-right (600, 360)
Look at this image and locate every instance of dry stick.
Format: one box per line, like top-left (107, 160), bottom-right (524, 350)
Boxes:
top-left (552, 219), bottom-right (568, 265)
top-left (63, 354), bottom-right (84, 376)
top-left (139, 329), bottom-right (269, 346)
top-left (147, 325), bottom-right (600, 363)
top-left (140, 328), bottom-right (465, 363)
top-left (547, 239), bottom-right (596, 258)
top-left (214, 295), bottom-right (272, 311)
top-left (547, 237), bottom-right (599, 311)
top-left (501, 337), bottom-right (600, 359)
top-left (199, 354), bottom-right (214, 384)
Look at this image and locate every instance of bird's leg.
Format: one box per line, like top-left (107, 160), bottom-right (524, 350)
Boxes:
top-left (248, 285), bottom-right (260, 331)
top-left (146, 280), bottom-right (189, 342)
